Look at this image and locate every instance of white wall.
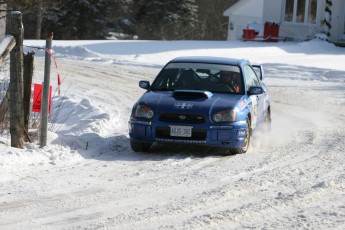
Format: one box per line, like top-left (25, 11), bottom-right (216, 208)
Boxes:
top-left (279, 24), bottom-right (319, 40)
top-left (263, 0), bottom-right (283, 23)
top-left (226, 0), bottom-right (264, 40)
top-left (233, 0), bottom-right (264, 18)
top-left (329, 0), bottom-right (344, 42)
top-left (0, 4), bottom-right (6, 38)
top-left (228, 15), bottom-right (262, 40)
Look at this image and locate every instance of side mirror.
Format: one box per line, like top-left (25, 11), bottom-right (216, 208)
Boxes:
top-left (249, 86), bottom-right (264, 95)
top-left (252, 64), bottom-right (264, 81)
top-left (139, 80), bottom-right (150, 90)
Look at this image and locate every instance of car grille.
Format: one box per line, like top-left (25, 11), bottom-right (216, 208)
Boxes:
top-left (159, 113), bottom-right (205, 123)
top-left (156, 126), bottom-right (206, 140)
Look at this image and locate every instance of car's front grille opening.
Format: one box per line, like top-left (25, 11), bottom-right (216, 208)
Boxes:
top-left (159, 113), bottom-right (205, 123)
top-left (156, 126), bottom-right (206, 140)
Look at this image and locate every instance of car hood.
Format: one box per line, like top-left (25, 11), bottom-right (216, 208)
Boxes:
top-left (137, 90), bottom-right (246, 114)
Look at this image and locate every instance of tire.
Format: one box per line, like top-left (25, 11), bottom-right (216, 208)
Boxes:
top-left (130, 141), bottom-right (151, 152)
top-left (264, 107), bottom-right (272, 132)
top-left (230, 117), bottom-right (251, 154)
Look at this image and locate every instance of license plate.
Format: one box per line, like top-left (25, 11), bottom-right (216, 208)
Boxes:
top-left (170, 126), bottom-right (192, 137)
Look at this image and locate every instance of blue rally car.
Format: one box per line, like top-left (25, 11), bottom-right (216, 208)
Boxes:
top-left (129, 56), bottom-right (271, 154)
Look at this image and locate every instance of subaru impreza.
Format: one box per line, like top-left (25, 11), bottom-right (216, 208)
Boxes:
top-left (129, 56), bottom-right (271, 154)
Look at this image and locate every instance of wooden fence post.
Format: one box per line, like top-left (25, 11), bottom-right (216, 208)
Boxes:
top-left (9, 11), bottom-right (24, 148)
top-left (23, 52), bottom-right (35, 140)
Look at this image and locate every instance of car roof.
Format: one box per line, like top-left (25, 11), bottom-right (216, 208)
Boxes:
top-left (169, 56), bottom-right (249, 66)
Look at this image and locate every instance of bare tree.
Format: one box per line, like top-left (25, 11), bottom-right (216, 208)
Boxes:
top-left (193, 0), bottom-right (238, 40)
top-left (3, 0), bottom-right (59, 39)
top-left (35, 0), bottom-right (42, 39)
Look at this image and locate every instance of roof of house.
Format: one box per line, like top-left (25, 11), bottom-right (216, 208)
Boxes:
top-left (223, 0), bottom-right (264, 17)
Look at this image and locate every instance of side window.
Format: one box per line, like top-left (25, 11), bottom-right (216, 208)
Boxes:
top-left (244, 65), bottom-right (260, 91)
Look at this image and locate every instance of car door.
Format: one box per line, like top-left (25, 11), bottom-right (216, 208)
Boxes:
top-left (243, 65), bottom-right (265, 129)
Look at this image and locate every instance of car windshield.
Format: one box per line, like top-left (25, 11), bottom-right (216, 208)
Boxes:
top-left (150, 62), bottom-right (244, 94)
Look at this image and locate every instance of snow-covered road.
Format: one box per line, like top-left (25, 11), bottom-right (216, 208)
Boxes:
top-left (0, 40), bottom-right (345, 230)
top-left (1, 54), bottom-right (344, 229)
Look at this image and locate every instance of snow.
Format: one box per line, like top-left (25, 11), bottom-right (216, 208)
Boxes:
top-left (1, 39), bottom-right (345, 229)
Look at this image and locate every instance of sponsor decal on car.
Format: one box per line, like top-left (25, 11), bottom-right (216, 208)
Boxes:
top-left (238, 130), bottom-right (246, 136)
top-left (239, 99), bottom-right (248, 110)
top-left (249, 96), bottom-right (258, 128)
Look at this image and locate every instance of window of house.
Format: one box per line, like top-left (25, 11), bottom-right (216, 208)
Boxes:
top-left (284, 0), bottom-right (318, 24)
top-left (284, 0), bottom-right (294, 21)
top-left (308, 0), bottom-right (317, 24)
top-left (296, 0), bottom-right (306, 23)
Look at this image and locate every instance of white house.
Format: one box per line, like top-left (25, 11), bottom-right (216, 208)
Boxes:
top-left (224, 0), bottom-right (345, 45)
top-left (0, 4), bottom-right (6, 38)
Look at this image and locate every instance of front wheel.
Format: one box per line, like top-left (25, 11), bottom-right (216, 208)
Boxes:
top-left (264, 107), bottom-right (272, 132)
top-left (130, 141), bottom-right (151, 152)
top-left (230, 117), bottom-right (251, 154)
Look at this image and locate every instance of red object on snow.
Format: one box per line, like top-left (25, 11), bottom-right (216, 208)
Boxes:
top-left (264, 22), bottom-right (280, 42)
top-left (242, 22), bottom-right (285, 42)
top-left (242, 29), bottom-right (256, 40)
top-left (32, 83), bottom-right (52, 114)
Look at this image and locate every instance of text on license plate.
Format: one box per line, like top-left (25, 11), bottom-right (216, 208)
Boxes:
top-left (170, 126), bottom-right (192, 137)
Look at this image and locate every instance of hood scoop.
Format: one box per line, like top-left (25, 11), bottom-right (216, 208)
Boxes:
top-left (173, 90), bottom-right (213, 99)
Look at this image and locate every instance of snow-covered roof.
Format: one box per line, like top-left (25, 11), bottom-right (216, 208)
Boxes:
top-left (223, 0), bottom-right (264, 18)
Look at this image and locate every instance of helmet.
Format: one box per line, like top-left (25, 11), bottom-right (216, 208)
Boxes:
top-left (221, 71), bottom-right (239, 83)
top-left (231, 72), bottom-right (239, 83)
top-left (220, 71), bottom-right (232, 82)
top-left (220, 71), bottom-right (241, 93)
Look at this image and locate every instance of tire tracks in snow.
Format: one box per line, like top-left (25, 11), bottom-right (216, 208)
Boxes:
top-left (2, 61), bottom-right (344, 229)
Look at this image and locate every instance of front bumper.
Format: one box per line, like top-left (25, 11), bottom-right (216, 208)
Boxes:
top-left (128, 118), bottom-right (247, 148)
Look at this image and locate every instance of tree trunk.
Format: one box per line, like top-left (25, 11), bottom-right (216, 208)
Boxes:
top-left (35, 1), bottom-right (43, 39)
top-left (0, 89), bottom-right (9, 125)
top-left (0, 35), bottom-right (16, 125)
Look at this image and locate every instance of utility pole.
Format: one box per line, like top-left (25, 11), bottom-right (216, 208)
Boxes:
top-left (40, 32), bottom-right (53, 147)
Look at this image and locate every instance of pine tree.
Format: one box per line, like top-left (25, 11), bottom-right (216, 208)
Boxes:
top-left (41, 0), bottom-right (112, 40)
top-left (3, 0), bottom-right (237, 40)
top-left (132, 0), bottom-right (198, 40)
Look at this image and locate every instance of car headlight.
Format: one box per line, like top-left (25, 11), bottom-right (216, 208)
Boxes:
top-left (133, 104), bottom-right (154, 119)
top-left (212, 110), bottom-right (236, 122)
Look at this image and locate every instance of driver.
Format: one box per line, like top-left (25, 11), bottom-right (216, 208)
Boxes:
top-left (220, 71), bottom-right (240, 93)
